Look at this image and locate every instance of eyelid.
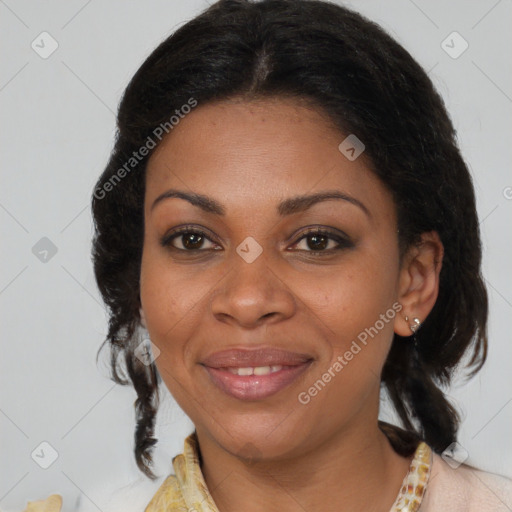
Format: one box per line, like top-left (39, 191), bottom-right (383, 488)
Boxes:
top-left (161, 224), bottom-right (353, 253)
top-left (160, 224), bottom-right (221, 250)
top-left (287, 226), bottom-right (354, 252)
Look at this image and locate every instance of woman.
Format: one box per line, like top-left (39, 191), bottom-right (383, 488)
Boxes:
top-left (23, 0), bottom-right (512, 510)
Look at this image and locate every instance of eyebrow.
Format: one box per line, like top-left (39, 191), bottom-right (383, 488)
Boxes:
top-left (150, 189), bottom-right (370, 217)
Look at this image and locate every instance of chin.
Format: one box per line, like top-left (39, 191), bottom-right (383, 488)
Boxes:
top-left (202, 412), bottom-right (312, 462)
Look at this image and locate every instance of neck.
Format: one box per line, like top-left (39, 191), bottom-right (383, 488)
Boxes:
top-left (197, 417), bottom-right (415, 512)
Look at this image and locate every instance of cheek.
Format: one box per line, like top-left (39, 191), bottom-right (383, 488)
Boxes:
top-left (296, 267), bottom-right (398, 421)
top-left (139, 255), bottom-right (211, 420)
top-left (303, 256), bottom-right (398, 334)
top-left (139, 249), bottom-right (202, 351)
top-left (301, 254), bottom-right (399, 386)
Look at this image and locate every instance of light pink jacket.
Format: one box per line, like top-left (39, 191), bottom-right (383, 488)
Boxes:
top-left (420, 453), bottom-right (512, 511)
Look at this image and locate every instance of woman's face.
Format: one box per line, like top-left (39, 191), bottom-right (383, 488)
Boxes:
top-left (140, 98), bottom-right (405, 461)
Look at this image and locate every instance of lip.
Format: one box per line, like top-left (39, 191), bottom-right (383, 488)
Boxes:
top-left (201, 347), bottom-right (314, 401)
top-left (202, 362), bottom-right (312, 400)
top-left (201, 347), bottom-right (313, 368)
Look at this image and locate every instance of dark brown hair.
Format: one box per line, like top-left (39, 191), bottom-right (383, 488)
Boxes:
top-left (92, 0), bottom-right (487, 479)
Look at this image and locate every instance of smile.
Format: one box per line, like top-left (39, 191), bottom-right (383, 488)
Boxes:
top-left (225, 365), bottom-right (284, 375)
top-left (202, 361), bottom-right (312, 400)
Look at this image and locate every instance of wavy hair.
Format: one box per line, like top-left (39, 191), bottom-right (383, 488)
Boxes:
top-left (91, 0), bottom-right (487, 479)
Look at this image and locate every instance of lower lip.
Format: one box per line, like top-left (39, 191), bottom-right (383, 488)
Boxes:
top-left (202, 362), bottom-right (312, 401)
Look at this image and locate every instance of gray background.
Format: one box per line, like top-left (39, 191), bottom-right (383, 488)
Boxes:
top-left (1, 1), bottom-right (511, 511)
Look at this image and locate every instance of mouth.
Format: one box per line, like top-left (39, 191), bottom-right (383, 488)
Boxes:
top-left (200, 348), bottom-right (314, 401)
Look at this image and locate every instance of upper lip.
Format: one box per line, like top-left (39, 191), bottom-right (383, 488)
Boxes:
top-left (201, 348), bottom-right (313, 368)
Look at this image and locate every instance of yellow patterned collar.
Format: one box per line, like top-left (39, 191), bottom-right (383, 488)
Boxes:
top-left (144, 432), bottom-right (433, 512)
top-left (390, 441), bottom-right (432, 511)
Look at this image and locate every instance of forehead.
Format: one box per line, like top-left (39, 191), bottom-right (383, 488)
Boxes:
top-left (144, 98), bottom-right (394, 220)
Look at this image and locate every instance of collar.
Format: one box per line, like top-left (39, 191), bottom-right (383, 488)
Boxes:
top-left (145, 431), bottom-right (432, 512)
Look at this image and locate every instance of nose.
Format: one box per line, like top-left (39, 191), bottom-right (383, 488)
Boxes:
top-left (210, 250), bottom-right (296, 329)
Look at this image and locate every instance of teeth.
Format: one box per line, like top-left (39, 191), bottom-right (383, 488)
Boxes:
top-left (226, 365), bottom-right (283, 376)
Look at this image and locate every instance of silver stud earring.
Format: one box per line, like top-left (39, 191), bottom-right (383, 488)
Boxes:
top-left (404, 316), bottom-right (421, 334)
top-left (409, 317), bottom-right (421, 333)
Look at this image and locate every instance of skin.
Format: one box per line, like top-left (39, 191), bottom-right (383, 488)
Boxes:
top-left (139, 97), bottom-right (443, 512)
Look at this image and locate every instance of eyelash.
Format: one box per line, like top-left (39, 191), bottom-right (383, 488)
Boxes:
top-left (160, 225), bottom-right (353, 255)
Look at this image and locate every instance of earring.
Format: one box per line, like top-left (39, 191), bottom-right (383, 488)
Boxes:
top-left (403, 315), bottom-right (421, 369)
top-left (404, 316), bottom-right (421, 334)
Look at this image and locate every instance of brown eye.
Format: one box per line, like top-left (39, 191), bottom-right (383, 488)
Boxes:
top-left (291, 228), bottom-right (354, 254)
top-left (305, 233), bottom-right (329, 251)
top-left (181, 232), bottom-right (205, 250)
top-left (161, 228), bottom-right (219, 251)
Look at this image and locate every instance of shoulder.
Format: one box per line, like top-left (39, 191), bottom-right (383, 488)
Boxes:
top-left (143, 474), bottom-right (188, 512)
top-left (420, 452), bottom-right (512, 511)
top-left (20, 494), bottom-right (62, 512)
top-left (95, 474), bottom-right (179, 512)
top-left (20, 473), bottom-right (184, 512)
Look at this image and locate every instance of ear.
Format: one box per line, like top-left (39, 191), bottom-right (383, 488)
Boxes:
top-left (139, 307), bottom-right (147, 328)
top-left (394, 231), bottom-right (443, 337)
